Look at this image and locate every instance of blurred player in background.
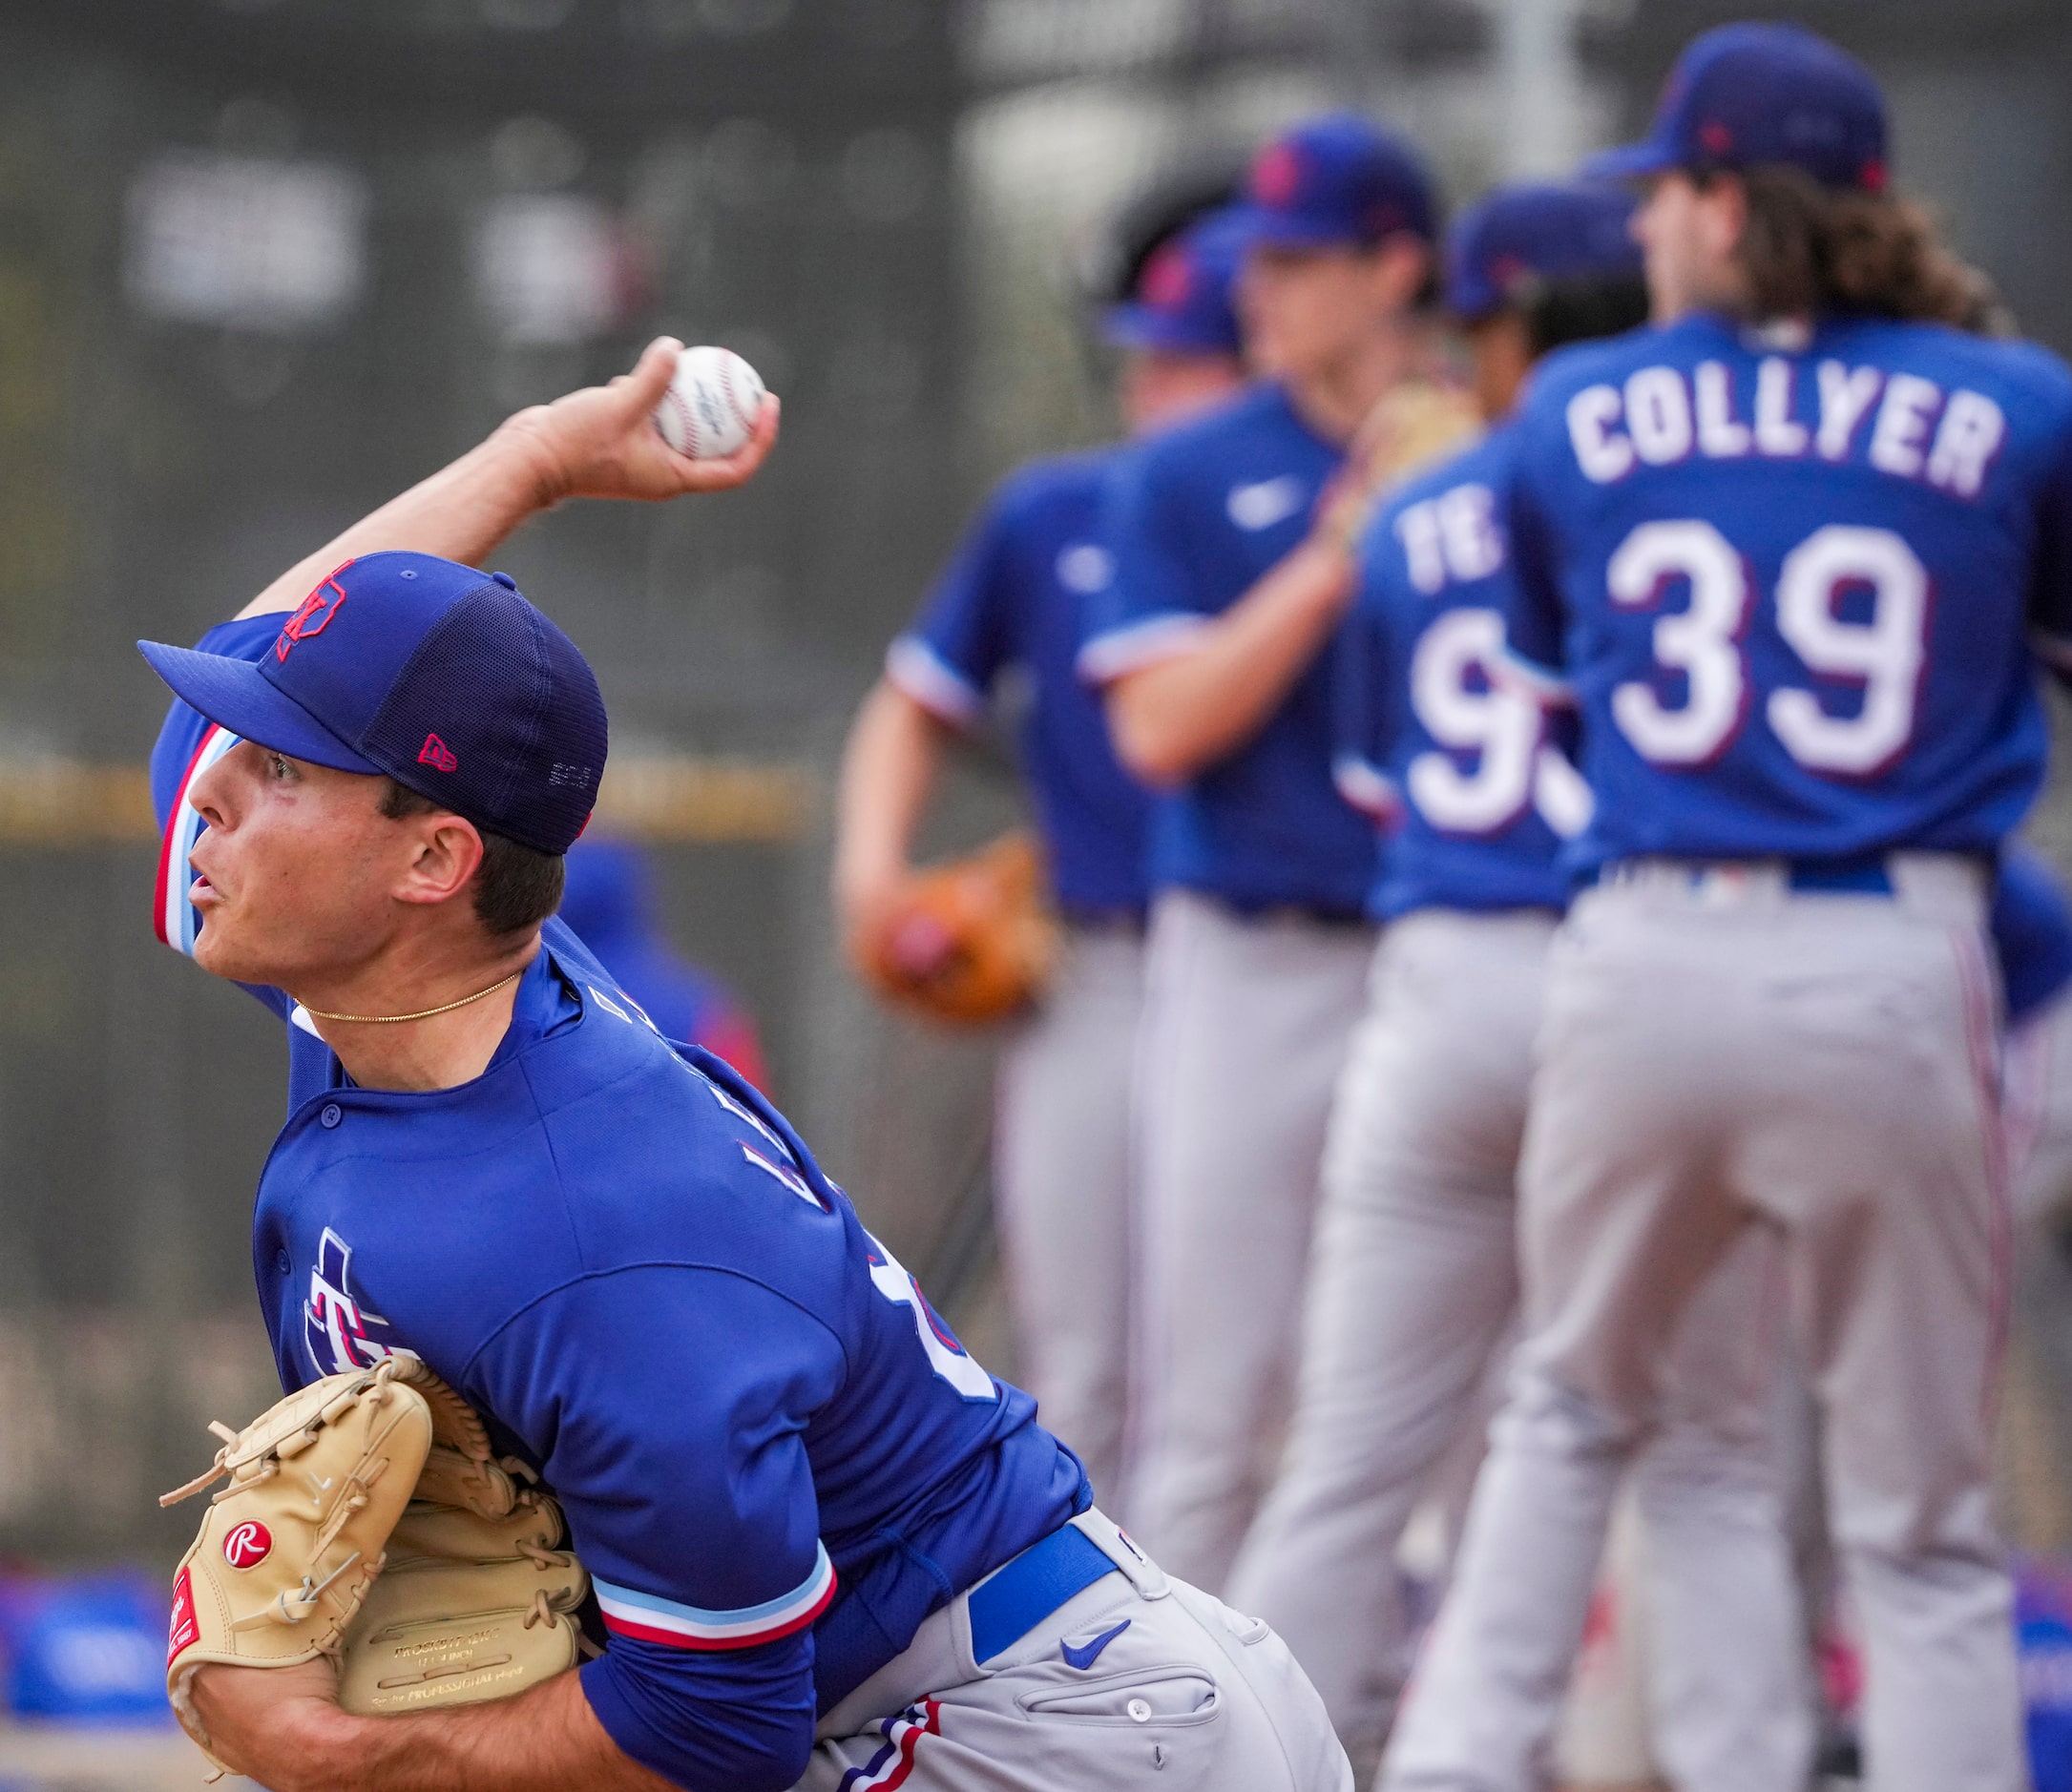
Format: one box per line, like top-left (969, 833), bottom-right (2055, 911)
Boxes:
top-left (1227, 182), bottom-right (1812, 1792)
top-left (1079, 113), bottom-right (1466, 1591)
top-left (558, 834), bottom-right (769, 1091)
top-left (1776, 844), bottom-right (2072, 1780)
top-left (834, 196), bottom-right (1247, 1497)
top-left (1382, 25), bottom-right (2060, 1791)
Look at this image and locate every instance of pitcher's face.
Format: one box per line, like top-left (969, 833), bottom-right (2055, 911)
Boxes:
top-left (184, 742), bottom-right (419, 989)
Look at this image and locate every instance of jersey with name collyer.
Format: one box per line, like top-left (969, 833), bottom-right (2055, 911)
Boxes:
top-left (1503, 310), bottom-right (2072, 871)
top-left (1337, 422), bottom-right (1590, 920)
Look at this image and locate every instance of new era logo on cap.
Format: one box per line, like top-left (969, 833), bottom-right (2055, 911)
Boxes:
top-left (138, 552), bottom-right (608, 856)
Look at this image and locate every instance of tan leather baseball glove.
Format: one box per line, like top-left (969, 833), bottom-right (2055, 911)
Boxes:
top-left (855, 830), bottom-right (1058, 1027)
top-left (1317, 378), bottom-right (1484, 552)
top-left (161, 1355), bottom-right (589, 1775)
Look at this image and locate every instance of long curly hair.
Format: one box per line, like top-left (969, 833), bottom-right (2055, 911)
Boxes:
top-left (1725, 164), bottom-right (2008, 335)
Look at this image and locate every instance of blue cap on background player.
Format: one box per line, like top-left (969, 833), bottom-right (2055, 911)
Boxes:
top-left (1585, 21), bottom-right (1887, 193)
top-left (1102, 209), bottom-right (1246, 355)
top-left (1228, 112), bottom-right (1438, 250)
top-left (137, 551), bottom-right (607, 855)
top-left (1445, 182), bottom-right (1643, 321)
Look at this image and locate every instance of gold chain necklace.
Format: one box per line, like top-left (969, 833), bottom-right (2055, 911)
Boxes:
top-left (297, 968), bottom-right (523, 1025)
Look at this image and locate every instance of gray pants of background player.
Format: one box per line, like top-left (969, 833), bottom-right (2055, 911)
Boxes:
top-left (994, 922), bottom-right (1145, 1502)
top-left (803, 1508), bottom-right (1350, 1792)
top-left (1121, 891), bottom-right (1374, 1590)
top-left (2004, 980), bottom-right (2072, 1222)
top-left (1229, 908), bottom-right (1810, 1791)
top-left (1382, 860), bottom-right (2025, 1792)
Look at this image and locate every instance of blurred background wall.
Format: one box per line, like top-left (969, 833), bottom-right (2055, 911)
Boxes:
top-left (0, 0), bottom-right (2069, 1573)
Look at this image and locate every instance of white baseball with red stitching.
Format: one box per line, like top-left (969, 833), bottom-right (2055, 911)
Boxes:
top-left (653, 345), bottom-right (765, 459)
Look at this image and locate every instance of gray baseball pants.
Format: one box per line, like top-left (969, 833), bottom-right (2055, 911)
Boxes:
top-left (804, 1508), bottom-right (1350, 1792)
top-left (1381, 860), bottom-right (2024, 1792)
top-left (1229, 908), bottom-right (1810, 1791)
top-left (2004, 979), bottom-right (2072, 1223)
top-left (994, 923), bottom-right (1145, 1501)
top-left (1120, 890), bottom-right (1374, 1591)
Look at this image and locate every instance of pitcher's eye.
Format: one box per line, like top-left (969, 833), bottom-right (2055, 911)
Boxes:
top-left (267, 752), bottom-right (296, 781)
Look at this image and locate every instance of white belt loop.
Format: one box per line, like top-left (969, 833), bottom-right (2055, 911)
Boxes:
top-left (1602, 858), bottom-right (1789, 906)
top-left (1070, 1508), bottom-right (1169, 1600)
top-left (1888, 852), bottom-right (1990, 923)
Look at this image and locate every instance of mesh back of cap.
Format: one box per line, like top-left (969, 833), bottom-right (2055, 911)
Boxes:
top-left (360, 584), bottom-right (606, 853)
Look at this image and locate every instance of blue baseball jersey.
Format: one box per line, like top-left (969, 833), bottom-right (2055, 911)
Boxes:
top-left (888, 448), bottom-right (1150, 917)
top-left (558, 838), bottom-right (769, 1091)
top-left (1336, 423), bottom-right (1591, 920)
top-left (152, 615), bottom-right (1087, 1792)
top-left (1502, 311), bottom-right (2072, 872)
top-left (1994, 844), bottom-right (2072, 1027)
top-left (1080, 382), bottom-right (1375, 914)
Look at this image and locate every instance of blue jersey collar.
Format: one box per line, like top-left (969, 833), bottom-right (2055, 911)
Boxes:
top-left (311, 936), bottom-right (583, 1094)
top-left (487, 938), bottom-right (584, 1071)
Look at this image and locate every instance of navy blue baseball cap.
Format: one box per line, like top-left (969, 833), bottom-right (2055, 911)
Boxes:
top-left (138, 552), bottom-right (607, 855)
top-left (1446, 183), bottom-right (1643, 321)
top-left (1228, 113), bottom-right (1438, 252)
top-left (1102, 209), bottom-right (1247, 356)
top-left (1585, 22), bottom-right (1887, 193)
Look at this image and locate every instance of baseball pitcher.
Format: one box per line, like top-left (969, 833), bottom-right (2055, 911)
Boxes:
top-left (142, 344), bottom-right (1348, 1792)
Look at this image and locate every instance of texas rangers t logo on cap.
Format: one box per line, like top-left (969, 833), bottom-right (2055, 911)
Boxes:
top-left (1252, 141), bottom-right (1303, 205)
top-left (140, 550), bottom-right (610, 858)
top-left (1140, 241), bottom-right (1195, 310)
top-left (275, 563), bottom-right (355, 662)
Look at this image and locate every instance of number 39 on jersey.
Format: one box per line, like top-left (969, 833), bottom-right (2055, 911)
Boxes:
top-left (1502, 314), bottom-right (2072, 867)
top-left (1606, 519), bottom-right (1927, 775)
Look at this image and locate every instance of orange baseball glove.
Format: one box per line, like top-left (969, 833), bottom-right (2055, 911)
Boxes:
top-left (855, 831), bottom-right (1057, 1027)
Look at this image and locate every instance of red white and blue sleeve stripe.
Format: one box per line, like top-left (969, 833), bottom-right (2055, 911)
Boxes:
top-left (593, 1544), bottom-right (837, 1651)
top-left (1076, 612), bottom-right (1211, 687)
top-left (154, 724), bottom-right (240, 956)
top-left (1497, 646), bottom-right (1575, 705)
top-left (885, 636), bottom-right (986, 730)
top-left (1332, 752), bottom-right (1401, 823)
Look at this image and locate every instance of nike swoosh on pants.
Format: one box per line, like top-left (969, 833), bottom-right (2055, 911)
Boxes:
top-left (1060, 1618), bottom-right (1131, 1671)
